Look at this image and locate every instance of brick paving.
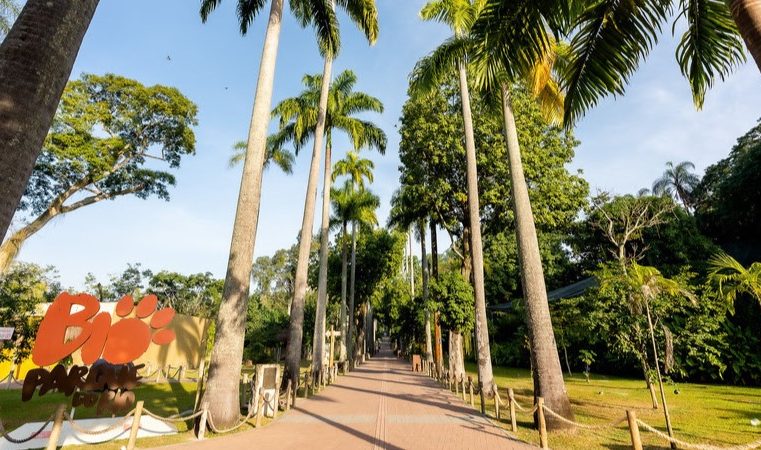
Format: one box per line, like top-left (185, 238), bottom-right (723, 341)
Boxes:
top-left (159, 345), bottom-right (534, 450)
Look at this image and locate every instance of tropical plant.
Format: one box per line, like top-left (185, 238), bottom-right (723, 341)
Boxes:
top-left (0, 74), bottom-right (198, 272)
top-left (278, 69), bottom-right (386, 381)
top-left (708, 252), bottom-right (761, 310)
top-left (652, 161), bottom-right (701, 210)
top-left (430, 270), bottom-right (474, 379)
top-left (0, 0), bottom-right (100, 243)
top-left (198, 0), bottom-right (341, 428)
top-left (229, 139), bottom-right (294, 174)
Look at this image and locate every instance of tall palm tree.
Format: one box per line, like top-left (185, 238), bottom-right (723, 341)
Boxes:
top-left (416, 0), bottom-right (496, 399)
top-left (0, 0), bottom-right (100, 243)
top-left (413, 2), bottom-right (575, 424)
top-left (277, 70), bottom-right (386, 382)
top-left (229, 138), bottom-right (295, 174)
top-left (652, 161), bottom-right (700, 210)
top-left (332, 182), bottom-right (379, 365)
top-left (198, 0), bottom-right (339, 428)
top-left (332, 152), bottom-right (374, 363)
top-left (708, 252), bottom-right (761, 310)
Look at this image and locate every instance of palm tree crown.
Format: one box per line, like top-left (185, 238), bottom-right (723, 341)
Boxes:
top-left (652, 161), bottom-right (701, 209)
top-left (333, 151), bottom-right (374, 189)
top-left (709, 252), bottom-right (761, 311)
top-left (229, 138), bottom-right (295, 173)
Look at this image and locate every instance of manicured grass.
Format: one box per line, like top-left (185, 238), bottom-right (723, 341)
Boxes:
top-left (461, 363), bottom-right (761, 449)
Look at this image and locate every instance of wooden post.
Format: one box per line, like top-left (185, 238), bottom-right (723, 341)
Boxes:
top-left (194, 359), bottom-right (206, 411)
top-left (156, 367), bottom-right (162, 383)
top-left (179, 365), bottom-right (185, 381)
top-left (455, 376), bottom-right (459, 395)
top-left (468, 376), bottom-right (474, 407)
top-left (329, 325), bottom-right (336, 369)
top-left (45, 404), bottom-right (66, 450)
top-left (461, 377), bottom-right (466, 402)
top-left (537, 397), bottom-right (548, 450)
top-left (627, 410), bottom-right (643, 450)
top-left (285, 380), bottom-right (292, 411)
top-left (494, 386), bottom-right (500, 419)
top-left (508, 388), bottom-right (517, 432)
top-left (126, 400), bottom-right (144, 450)
top-left (255, 394), bottom-right (266, 427)
top-left (242, 373), bottom-right (249, 409)
top-left (302, 373), bottom-right (308, 398)
top-left (197, 402), bottom-right (209, 440)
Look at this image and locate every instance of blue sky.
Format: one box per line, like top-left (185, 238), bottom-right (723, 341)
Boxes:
top-left (11, 0), bottom-right (761, 289)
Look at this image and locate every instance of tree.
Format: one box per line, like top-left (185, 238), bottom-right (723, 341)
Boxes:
top-left (199, 0), bottom-right (340, 428)
top-left (430, 271), bottom-right (474, 380)
top-left (652, 161), bottom-right (700, 210)
top-left (416, 0), bottom-right (496, 401)
top-left (148, 271), bottom-right (223, 318)
top-left (0, 263), bottom-right (60, 364)
top-left (708, 252), bottom-right (761, 309)
top-left (0, 74), bottom-right (198, 272)
top-left (0, 0), bottom-right (19, 38)
top-left (599, 262), bottom-right (696, 446)
top-left (331, 152), bottom-right (375, 362)
top-left (0, 0), bottom-right (100, 243)
top-left (278, 70), bottom-right (386, 382)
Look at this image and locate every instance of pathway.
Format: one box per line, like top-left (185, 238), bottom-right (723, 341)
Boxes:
top-left (160, 344), bottom-right (534, 450)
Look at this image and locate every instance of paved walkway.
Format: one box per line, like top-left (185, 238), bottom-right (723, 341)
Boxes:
top-left (161, 345), bottom-right (533, 450)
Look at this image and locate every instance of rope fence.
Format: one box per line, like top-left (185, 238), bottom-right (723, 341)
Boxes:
top-left (434, 372), bottom-right (761, 450)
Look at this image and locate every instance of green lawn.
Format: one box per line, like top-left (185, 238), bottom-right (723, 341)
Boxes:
top-left (462, 363), bottom-right (761, 449)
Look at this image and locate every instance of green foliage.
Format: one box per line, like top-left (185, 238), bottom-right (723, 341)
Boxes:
top-left (84, 263), bottom-right (153, 301)
top-left (429, 271), bottom-right (474, 333)
top-left (0, 0), bottom-right (19, 37)
top-left (18, 74), bottom-right (197, 218)
top-left (0, 263), bottom-right (60, 363)
top-left (708, 252), bottom-right (761, 310)
top-left (148, 271), bottom-right (223, 318)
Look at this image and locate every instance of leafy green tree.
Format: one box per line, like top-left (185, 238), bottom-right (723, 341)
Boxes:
top-left (276, 70), bottom-right (386, 381)
top-left (148, 271), bottom-right (223, 318)
top-left (0, 263), bottom-right (60, 364)
top-left (694, 119), bottom-right (761, 254)
top-left (652, 161), bottom-right (701, 210)
top-left (430, 271), bottom-right (474, 379)
top-left (1, 74), bottom-right (198, 272)
top-left (0, 0), bottom-right (100, 242)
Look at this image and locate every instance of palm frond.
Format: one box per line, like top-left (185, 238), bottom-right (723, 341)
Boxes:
top-left (336, 0), bottom-right (380, 44)
top-left (409, 36), bottom-right (471, 97)
top-left (562, 0), bottom-right (673, 127)
top-left (237, 0), bottom-right (268, 35)
top-left (674, 0), bottom-right (745, 108)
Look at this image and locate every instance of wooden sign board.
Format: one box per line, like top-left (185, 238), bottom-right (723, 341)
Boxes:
top-left (411, 354), bottom-right (422, 372)
top-left (253, 364), bottom-right (280, 418)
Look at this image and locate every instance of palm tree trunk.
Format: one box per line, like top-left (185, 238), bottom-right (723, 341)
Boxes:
top-left (312, 137), bottom-right (333, 378)
top-left (729, 0), bottom-right (761, 72)
top-left (339, 220), bottom-right (348, 362)
top-left (645, 301), bottom-right (676, 448)
top-left (203, 0), bottom-right (284, 429)
top-left (0, 0), bottom-right (99, 242)
top-left (456, 61), bottom-right (494, 395)
top-left (430, 220), bottom-right (444, 371)
top-left (347, 220), bottom-right (358, 368)
top-left (420, 219), bottom-right (433, 363)
top-left (500, 83), bottom-right (573, 428)
top-left (284, 54), bottom-right (333, 385)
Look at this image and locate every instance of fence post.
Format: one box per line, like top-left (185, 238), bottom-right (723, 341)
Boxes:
top-left (468, 376), bottom-right (474, 407)
top-left (197, 402), bottom-right (209, 440)
top-left (455, 375), bottom-right (459, 395)
top-left (126, 400), bottom-right (144, 450)
top-left (478, 381), bottom-right (485, 414)
top-left (461, 377), bottom-right (466, 402)
top-left (494, 386), bottom-right (500, 420)
top-left (45, 404), bottom-right (66, 450)
top-left (626, 410), bottom-right (643, 450)
top-left (508, 388), bottom-right (517, 432)
top-left (194, 359), bottom-right (206, 411)
top-left (179, 365), bottom-right (185, 381)
top-left (255, 394), bottom-right (266, 428)
top-left (537, 397), bottom-right (548, 450)
top-left (285, 379), bottom-right (292, 411)
top-left (302, 373), bottom-right (308, 398)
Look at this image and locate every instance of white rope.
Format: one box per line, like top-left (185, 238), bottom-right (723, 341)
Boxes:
top-left (637, 419), bottom-right (761, 450)
top-left (64, 411), bottom-right (134, 436)
top-left (541, 404), bottom-right (628, 430)
top-left (205, 400), bottom-right (259, 434)
top-left (142, 408), bottom-right (205, 423)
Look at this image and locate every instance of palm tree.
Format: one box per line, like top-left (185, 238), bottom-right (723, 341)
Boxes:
top-left (332, 152), bottom-right (374, 364)
top-left (607, 263), bottom-right (696, 447)
top-left (0, 0), bottom-right (100, 243)
top-left (652, 161), bottom-right (700, 210)
top-left (708, 252), bottom-right (761, 310)
top-left (412, 4), bottom-right (577, 424)
top-left (556, 0), bottom-right (753, 125)
top-left (416, 0), bottom-right (496, 401)
top-left (198, 0), bottom-right (339, 428)
top-left (229, 139), bottom-right (295, 174)
top-left (332, 182), bottom-right (379, 365)
top-left (277, 70), bottom-right (386, 382)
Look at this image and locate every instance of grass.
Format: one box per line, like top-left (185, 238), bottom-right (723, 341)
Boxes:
top-left (460, 363), bottom-right (761, 449)
top-left (0, 380), bottom-right (276, 449)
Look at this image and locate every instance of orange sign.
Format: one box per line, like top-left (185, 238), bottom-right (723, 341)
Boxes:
top-left (32, 292), bottom-right (176, 366)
